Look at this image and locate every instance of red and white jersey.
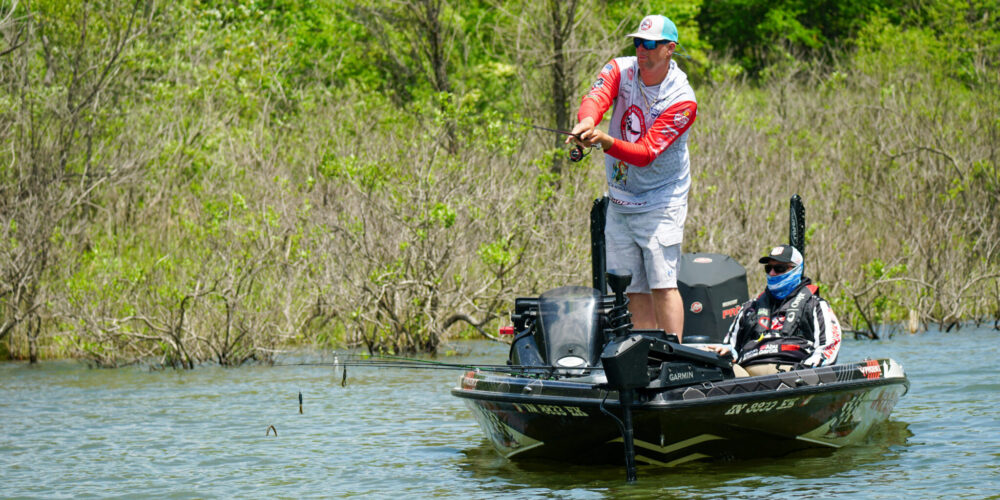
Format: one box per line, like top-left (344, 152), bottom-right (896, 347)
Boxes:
top-left (578, 57), bottom-right (697, 213)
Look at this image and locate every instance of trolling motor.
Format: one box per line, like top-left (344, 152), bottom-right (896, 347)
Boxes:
top-left (605, 272), bottom-right (633, 340)
top-left (599, 270), bottom-right (737, 482)
top-left (600, 271), bottom-right (643, 483)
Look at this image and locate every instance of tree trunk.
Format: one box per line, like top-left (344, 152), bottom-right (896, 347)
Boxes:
top-left (548, 0), bottom-right (578, 176)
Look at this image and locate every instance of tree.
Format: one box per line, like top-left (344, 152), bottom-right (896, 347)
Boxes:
top-left (0, 0), bottom-right (152, 361)
top-left (0, 0), bottom-right (28, 57)
top-left (491, 0), bottom-right (625, 175)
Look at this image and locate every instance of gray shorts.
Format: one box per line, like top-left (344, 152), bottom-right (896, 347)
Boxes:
top-left (605, 204), bottom-right (686, 293)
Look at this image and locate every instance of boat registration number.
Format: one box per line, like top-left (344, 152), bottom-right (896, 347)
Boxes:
top-left (724, 398), bottom-right (798, 415)
top-left (512, 403), bottom-right (588, 417)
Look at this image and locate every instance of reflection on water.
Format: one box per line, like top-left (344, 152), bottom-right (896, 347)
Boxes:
top-left (1, 327), bottom-right (998, 498)
top-left (455, 420), bottom-right (915, 498)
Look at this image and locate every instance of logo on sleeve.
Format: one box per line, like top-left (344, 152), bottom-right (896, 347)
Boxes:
top-left (673, 110), bottom-right (690, 128)
top-left (661, 125), bottom-right (678, 140)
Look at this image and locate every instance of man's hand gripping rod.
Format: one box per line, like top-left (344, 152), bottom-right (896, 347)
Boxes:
top-left (529, 124), bottom-right (594, 162)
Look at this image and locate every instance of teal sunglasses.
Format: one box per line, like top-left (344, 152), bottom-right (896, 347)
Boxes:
top-left (633, 38), bottom-right (668, 50)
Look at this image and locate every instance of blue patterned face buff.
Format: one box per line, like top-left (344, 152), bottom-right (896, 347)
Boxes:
top-left (767, 265), bottom-right (803, 300)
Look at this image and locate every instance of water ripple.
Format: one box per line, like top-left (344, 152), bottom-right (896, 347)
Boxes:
top-left (2, 327), bottom-right (999, 497)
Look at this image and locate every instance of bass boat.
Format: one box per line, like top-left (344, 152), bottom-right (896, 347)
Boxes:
top-left (451, 196), bottom-right (909, 480)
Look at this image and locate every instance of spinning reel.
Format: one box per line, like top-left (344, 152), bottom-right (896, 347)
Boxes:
top-left (530, 124), bottom-right (596, 162)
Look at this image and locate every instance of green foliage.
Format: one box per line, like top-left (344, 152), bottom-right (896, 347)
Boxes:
top-left (428, 203), bottom-right (457, 229)
top-left (855, 5), bottom-right (999, 86)
top-left (478, 237), bottom-right (513, 269)
top-left (698, 0), bottom-right (896, 74)
top-left (832, 258), bottom-right (910, 331)
top-left (4, 0), bottom-right (999, 363)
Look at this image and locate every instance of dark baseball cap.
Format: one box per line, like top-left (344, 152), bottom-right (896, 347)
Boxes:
top-left (758, 244), bottom-right (803, 265)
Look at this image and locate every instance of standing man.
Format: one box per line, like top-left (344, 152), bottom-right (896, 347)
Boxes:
top-left (569, 15), bottom-right (697, 339)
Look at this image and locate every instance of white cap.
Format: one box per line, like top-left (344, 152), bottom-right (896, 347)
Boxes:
top-left (625, 15), bottom-right (679, 42)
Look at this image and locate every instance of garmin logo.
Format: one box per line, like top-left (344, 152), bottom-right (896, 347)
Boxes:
top-left (668, 370), bottom-right (695, 382)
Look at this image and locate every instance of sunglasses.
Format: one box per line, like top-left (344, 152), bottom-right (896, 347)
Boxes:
top-left (764, 263), bottom-right (794, 274)
top-left (633, 38), bottom-right (668, 50)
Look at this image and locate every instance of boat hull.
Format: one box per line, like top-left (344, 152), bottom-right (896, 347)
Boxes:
top-left (452, 359), bottom-right (908, 466)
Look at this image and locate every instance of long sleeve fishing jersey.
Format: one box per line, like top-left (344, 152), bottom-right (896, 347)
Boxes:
top-left (578, 57), bottom-right (697, 213)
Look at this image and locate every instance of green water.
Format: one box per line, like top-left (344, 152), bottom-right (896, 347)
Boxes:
top-left (2, 327), bottom-right (998, 498)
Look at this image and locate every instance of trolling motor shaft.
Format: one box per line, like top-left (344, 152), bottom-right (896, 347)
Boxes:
top-left (601, 271), bottom-right (642, 483)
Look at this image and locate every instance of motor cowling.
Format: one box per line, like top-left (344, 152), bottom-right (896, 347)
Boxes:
top-left (678, 253), bottom-right (749, 343)
top-left (509, 286), bottom-right (605, 368)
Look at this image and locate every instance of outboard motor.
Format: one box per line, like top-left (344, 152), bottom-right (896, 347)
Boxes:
top-left (537, 286), bottom-right (604, 368)
top-left (678, 253), bottom-right (749, 343)
top-left (508, 286), bottom-right (606, 368)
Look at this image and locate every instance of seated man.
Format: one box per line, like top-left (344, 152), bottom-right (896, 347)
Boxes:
top-left (707, 244), bottom-right (842, 377)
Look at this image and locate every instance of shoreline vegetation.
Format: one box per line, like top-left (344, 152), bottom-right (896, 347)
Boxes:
top-left (2, 0), bottom-right (997, 367)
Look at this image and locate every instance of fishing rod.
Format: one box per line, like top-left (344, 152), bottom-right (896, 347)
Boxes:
top-left (279, 356), bottom-right (607, 390)
top-left (275, 353), bottom-right (479, 370)
top-left (276, 352), bottom-right (611, 379)
top-left (280, 358), bottom-right (605, 375)
top-left (278, 355), bottom-right (605, 416)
